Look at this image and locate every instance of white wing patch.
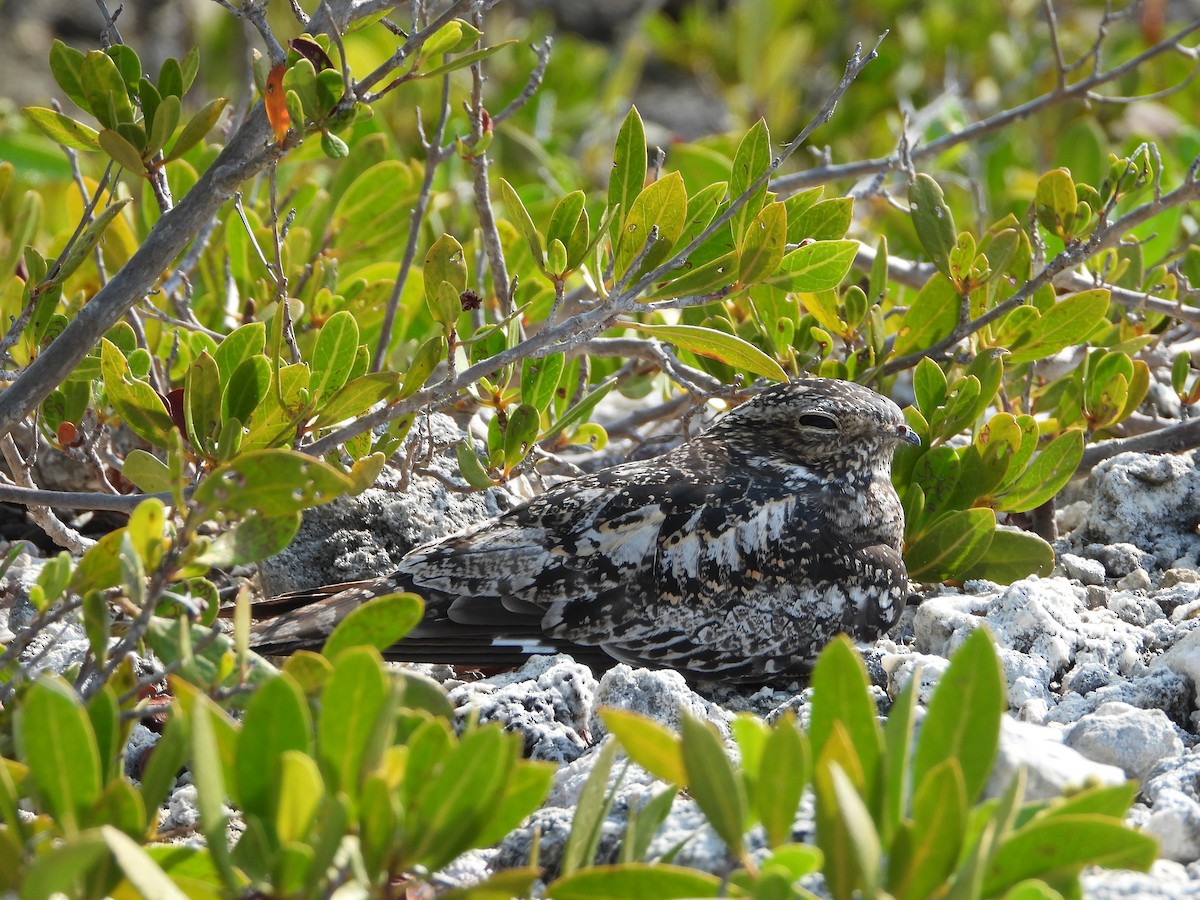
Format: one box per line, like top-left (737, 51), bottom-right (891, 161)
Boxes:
top-left (658, 494), bottom-right (799, 584)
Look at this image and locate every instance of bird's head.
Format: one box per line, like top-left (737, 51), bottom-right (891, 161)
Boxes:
top-left (710, 378), bottom-right (920, 476)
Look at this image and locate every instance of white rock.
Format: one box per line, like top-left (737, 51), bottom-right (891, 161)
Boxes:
top-left (1065, 701), bottom-right (1185, 781)
top-left (1152, 628), bottom-right (1200, 709)
top-left (1079, 450), bottom-right (1200, 563)
top-left (1081, 859), bottom-right (1200, 899)
top-left (1117, 567), bottom-right (1153, 592)
top-left (588, 664), bottom-right (730, 738)
top-left (1145, 789), bottom-right (1200, 864)
top-left (448, 654), bottom-right (597, 763)
top-left (1061, 552), bottom-right (1107, 585)
top-left (989, 718), bottom-right (1126, 802)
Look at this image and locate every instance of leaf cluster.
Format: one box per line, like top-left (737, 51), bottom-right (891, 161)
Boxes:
top-left (576, 631), bottom-right (1155, 900)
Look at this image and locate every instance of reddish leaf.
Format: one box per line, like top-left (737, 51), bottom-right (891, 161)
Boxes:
top-left (265, 63), bottom-right (290, 147)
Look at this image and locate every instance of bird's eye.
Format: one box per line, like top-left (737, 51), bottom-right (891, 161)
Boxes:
top-left (798, 413), bottom-right (838, 430)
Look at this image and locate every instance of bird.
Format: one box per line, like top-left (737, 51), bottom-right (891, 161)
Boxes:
top-left (250, 377), bottom-right (921, 682)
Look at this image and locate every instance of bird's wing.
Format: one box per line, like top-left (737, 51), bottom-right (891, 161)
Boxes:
top-left (249, 445), bottom-right (736, 657)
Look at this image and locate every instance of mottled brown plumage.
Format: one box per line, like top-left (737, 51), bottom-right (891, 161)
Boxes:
top-left (252, 378), bottom-right (919, 681)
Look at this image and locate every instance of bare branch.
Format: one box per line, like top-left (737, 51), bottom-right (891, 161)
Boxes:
top-left (772, 18), bottom-right (1200, 195)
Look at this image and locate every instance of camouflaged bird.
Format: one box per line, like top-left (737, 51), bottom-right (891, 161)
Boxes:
top-left (252, 378), bottom-right (921, 682)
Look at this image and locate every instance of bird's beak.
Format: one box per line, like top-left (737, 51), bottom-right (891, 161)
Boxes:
top-left (896, 424), bottom-right (922, 447)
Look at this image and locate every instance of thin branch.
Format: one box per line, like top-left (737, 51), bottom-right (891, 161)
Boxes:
top-left (373, 73), bottom-right (455, 370)
top-left (852, 241), bottom-right (1200, 328)
top-left (0, 435), bottom-right (94, 552)
top-left (493, 37), bottom-right (553, 125)
top-left (879, 175), bottom-right (1200, 375)
top-left (771, 18), bottom-right (1200, 195)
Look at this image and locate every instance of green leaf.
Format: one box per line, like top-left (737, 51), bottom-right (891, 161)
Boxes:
top-left (828, 764), bottom-right (882, 896)
top-left (910, 173), bottom-right (957, 277)
top-left (547, 191), bottom-right (586, 253)
top-left (193, 511), bottom-right (302, 567)
top-left (913, 358), bottom-right (947, 421)
top-left (98, 127), bottom-right (146, 172)
top-left (914, 628), bottom-right (1004, 805)
top-left (738, 201), bottom-right (787, 285)
top-left (503, 403), bottom-right (542, 470)
top-left (399, 335), bottom-right (444, 400)
top-left (312, 371), bottom-right (400, 429)
top-left (729, 118), bottom-right (771, 243)
top-left (624, 322), bottom-right (787, 382)
top-left (547, 863), bottom-right (722, 899)
top-left (1006, 289), bottom-right (1111, 365)
top-left (212, 321), bottom-right (266, 385)
top-left (472, 760), bottom-right (557, 848)
top-left (501, 178), bottom-right (544, 270)
top-left (223, 354), bottom-right (271, 424)
top-left (322, 592), bottom-right (424, 660)
top-left (22, 107), bottom-right (99, 151)
top-left (309, 310), bottom-right (360, 401)
top-left (102, 825), bottom-right (190, 900)
top-left (236, 671), bottom-right (312, 821)
top-left (680, 713), bottom-right (746, 856)
top-left (623, 786), bottom-right (679, 864)
top-left (139, 712), bottom-right (187, 820)
top-left (86, 684), bottom-right (121, 784)
top-left (185, 351), bottom-right (222, 457)
top-left (889, 760), bottom-right (966, 900)
top-left (813, 728), bottom-right (867, 900)
top-left (905, 508), bottom-right (995, 582)
top-left (960, 528), bottom-right (1054, 583)
top-left (122, 449), bottom-right (174, 494)
top-left (165, 97), bottom-right (228, 162)
top-left (101, 338), bottom-right (175, 448)
top-left (416, 40), bottom-right (518, 80)
top-left (275, 749), bottom-right (324, 845)
top-left (881, 669), bottom-right (917, 844)
top-left (995, 430), bottom-right (1084, 513)
top-left (14, 677), bottom-right (101, 835)
top-left (49, 39), bottom-right (90, 113)
top-left (1035, 168), bottom-right (1077, 239)
top-left (608, 106), bottom-right (647, 246)
top-left (647, 250), bottom-right (737, 300)
top-left (788, 197), bottom-right (853, 242)
top-left (808, 636), bottom-right (881, 795)
top-left (757, 714), bottom-right (809, 848)
top-left (522, 353), bottom-right (566, 411)
top-left (561, 738), bottom-right (621, 876)
top-left (408, 728), bottom-right (515, 870)
top-left (146, 93), bottom-right (181, 157)
top-left (157, 56), bottom-right (183, 98)
top-left (455, 442), bottom-right (495, 489)
top-left (192, 449), bottom-right (354, 517)
top-left (190, 702), bottom-right (241, 890)
top-left (317, 646), bottom-right (392, 799)
top-left (600, 708), bottom-right (686, 785)
top-left (54, 198), bottom-right (132, 288)
top-left (893, 274), bottom-right (960, 359)
top-left (615, 171), bottom-right (688, 280)
top-left (766, 239), bottom-right (858, 292)
top-left (82, 49), bottom-right (134, 128)
top-left (983, 816), bottom-right (1156, 896)
top-left (19, 832), bottom-right (109, 899)
top-left (106, 44), bottom-right (142, 91)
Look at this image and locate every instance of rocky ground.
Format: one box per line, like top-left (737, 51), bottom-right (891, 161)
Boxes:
top-left (267, 432), bottom-right (1200, 897)
top-left (3, 424), bottom-right (1200, 897)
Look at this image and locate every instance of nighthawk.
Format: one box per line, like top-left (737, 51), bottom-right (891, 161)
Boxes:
top-left (251, 378), bottom-right (921, 682)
